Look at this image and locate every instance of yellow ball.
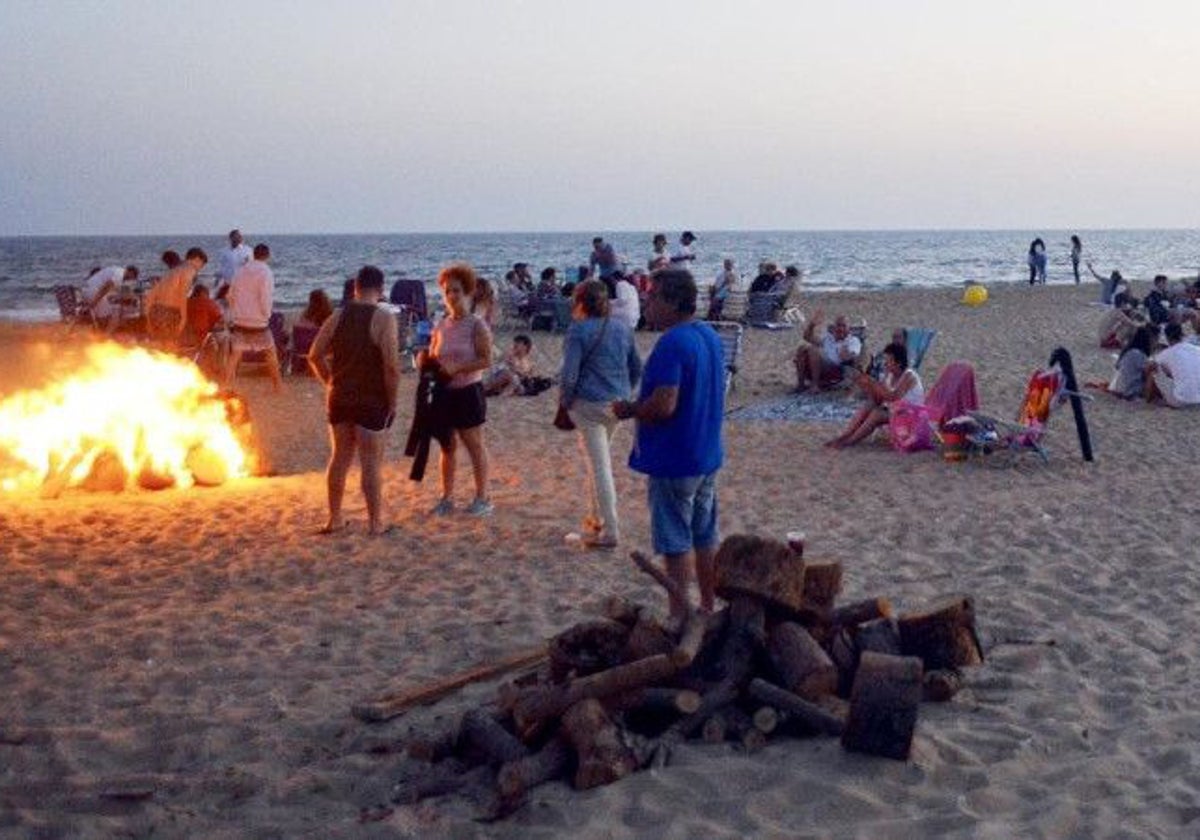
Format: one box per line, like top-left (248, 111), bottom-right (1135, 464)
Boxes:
top-left (962, 285), bottom-right (988, 307)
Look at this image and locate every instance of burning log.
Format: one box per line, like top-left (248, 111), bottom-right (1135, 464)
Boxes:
top-left (561, 699), bottom-right (638, 789)
top-left (898, 596), bottom-right (984, 670)
top-left (841, 652), bottom-right (923, 760)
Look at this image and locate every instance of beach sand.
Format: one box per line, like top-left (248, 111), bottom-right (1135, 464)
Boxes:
top-left (2, 282), bottom-right (1199, 839)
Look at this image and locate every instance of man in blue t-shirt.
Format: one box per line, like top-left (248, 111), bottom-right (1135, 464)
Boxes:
top-left (613, 269), bottom-right (725, 621)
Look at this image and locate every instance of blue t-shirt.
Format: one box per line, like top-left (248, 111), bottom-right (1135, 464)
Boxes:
top-left (629, 320), bottom-right (725, 478)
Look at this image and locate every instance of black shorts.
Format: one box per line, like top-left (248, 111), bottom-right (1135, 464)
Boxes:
top-left (329, 403), bottom-right (392, 432)
top-left (436, 382), bottom-right (486, 430)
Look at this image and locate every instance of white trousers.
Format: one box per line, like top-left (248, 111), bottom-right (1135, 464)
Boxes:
top-left (571, 400), bottom-right (620, 541)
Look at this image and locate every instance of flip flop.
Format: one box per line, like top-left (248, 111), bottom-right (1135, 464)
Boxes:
top-left (316, 521), bottom-right (351, 536)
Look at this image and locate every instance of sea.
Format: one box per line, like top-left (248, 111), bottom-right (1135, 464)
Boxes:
top-left (2, 229), bottom-right (1197, 321)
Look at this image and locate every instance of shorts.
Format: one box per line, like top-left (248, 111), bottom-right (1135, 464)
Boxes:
top-left (230, 326), bottom-right (276, 353)
top-left (647, 472), bottom-right (719, 556)
top-left (437, 382), bottom-right (487, 430)
top-left (329, 403), bottom-right (392, 432)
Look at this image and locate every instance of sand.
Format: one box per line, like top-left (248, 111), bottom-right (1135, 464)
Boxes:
top-left (2, 281), bottom-right (1199, 839)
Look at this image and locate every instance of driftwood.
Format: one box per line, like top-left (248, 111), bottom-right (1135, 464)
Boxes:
top-left (353, 646), bottom-right (547, 722)
top-left (767, 622), bottom-right (837, 700)
top-left (561, 699), bottom-right (638, 789)
top-left (898, 596), bottom-right (984, 670)
top-left (747, 678), bottom-right (845, 736)
top-left (842, 652), bottom-right (923, 760)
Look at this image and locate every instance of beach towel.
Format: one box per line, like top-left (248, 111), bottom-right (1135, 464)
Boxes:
top-left (925, 361), bottom-right (979, 427)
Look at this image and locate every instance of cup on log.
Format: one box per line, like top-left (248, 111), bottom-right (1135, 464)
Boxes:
top-left (841, 651), bottom-right (923, 761)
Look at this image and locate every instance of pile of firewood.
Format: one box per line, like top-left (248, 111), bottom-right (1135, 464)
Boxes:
top-left (371, 533), bottom-right (984, 817)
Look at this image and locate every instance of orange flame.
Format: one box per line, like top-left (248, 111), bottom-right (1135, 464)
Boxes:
top-left (0, 343), bottom-right (253, 494)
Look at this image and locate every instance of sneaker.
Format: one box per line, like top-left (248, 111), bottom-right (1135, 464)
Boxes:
top-left (582, 533), bottom-right (618, 550)
top-left (430, 498), bottom-right (454, 516)
top-left (465, 498), bottom-right (494, 517)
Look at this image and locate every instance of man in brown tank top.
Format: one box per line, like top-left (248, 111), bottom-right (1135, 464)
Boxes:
top-left (308, 265), bottom-right (401, 535)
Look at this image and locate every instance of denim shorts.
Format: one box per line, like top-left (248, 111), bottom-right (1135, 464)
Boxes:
top-left (647, 472), bottom-right (719, 556)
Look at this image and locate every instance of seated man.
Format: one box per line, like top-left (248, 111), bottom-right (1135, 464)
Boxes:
top-left (1144, 275), bottom-right (1173, 326)
top-left (1146, 322), bottom-right (1200, 408)
top-left (793, 310), bottom-right (862, 392)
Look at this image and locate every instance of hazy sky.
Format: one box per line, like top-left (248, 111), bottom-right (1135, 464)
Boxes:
top-left (1, 1), bottom-right (1197, 235)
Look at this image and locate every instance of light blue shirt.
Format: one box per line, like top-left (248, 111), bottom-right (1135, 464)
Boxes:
top-left (560, 316), bottom-right (641, 405)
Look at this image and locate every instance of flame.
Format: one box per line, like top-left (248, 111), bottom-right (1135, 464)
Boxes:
top-left (0, 343), bottom-right (253, 494)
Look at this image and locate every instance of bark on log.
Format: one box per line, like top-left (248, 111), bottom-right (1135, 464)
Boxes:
top-left (496, 738), bottom-right (573, 800)
top-left (841, 652), bottom-right (923, 761)
top-left (548, 619), bottom-right (630, 681)
top-left (625, 615), bottom-right (675, 662)
top-left (832, 597), bottom-right (893, 629)
top-left (608, 687), bottom-right (703, 716)
top-left (714, 535), bottom-right (807, 612)
top-left (458, 708), bottom-right (530, 766)
top-left (630, 551), bottom-right (688, 607)
top-left (670, 610), bottom-right (710, 667)
top-left (600, 595), bottom-right (646, 627)
top-left (923, 668), bottom-right (964, 702)
top-left (561, 699), bottom-right (638, 790)
top-left (898, 596), bottom-right (984, 670)
top-left (406, 721), bottom-right (460, 763)
top-left (352, 646), bottom-right (547, 722)
top-left (510, 654), bottom-right (679, 739)
top-left (801, 561), bottom-right (844, 612)
top-left (856, 618), bottom-right (903, 657)
top-left (747, 678), bottom-right (845, 736)
top-left (767, 622), bottom-right (837, 700)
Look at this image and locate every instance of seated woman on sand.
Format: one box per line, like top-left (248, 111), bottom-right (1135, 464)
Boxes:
top-left (297, 288), bottom-right (334, 330)
top-left (1087, 325), bottom-right (1155, 399)
top-left (826, 341), bottom-right (923, 448)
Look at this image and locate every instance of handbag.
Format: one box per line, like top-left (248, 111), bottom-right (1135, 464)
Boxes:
top-left (554, 316), bottom-right (609, 432)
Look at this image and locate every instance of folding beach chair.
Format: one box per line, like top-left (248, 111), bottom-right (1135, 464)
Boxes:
top-left (289, 323), bottom-right (319, 375)
top-left (904, 328), bottom-right (937, 372)
top-left (235, 311), bottom-right (288, 374)
top-left (708, 320), bottom-right (744, 395)
top-left (52, 285), bottom-right (95, 333)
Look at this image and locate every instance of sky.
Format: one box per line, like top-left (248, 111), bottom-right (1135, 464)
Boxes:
top-left (1, 0), bottom-right (1197, 235)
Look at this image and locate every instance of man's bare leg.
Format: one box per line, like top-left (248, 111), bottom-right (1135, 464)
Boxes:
top-left (324, 423), bottom-right (356, 531)
top-left (358, 427), bottom-right (386, 534)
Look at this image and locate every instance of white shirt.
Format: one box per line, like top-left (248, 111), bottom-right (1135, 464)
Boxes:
top-left (821, 332), bottom-right (861, 366)
top-left (670, 243), bottom-right (693, 264)
top-left (885, 368), bottom-right (925, 405)
top-left (611, 279), bottom-right (641, 332)
top-left (84, 266), bottom-right (125, 319)
top-left (216, 243), bottom-right (252, 283)
top-left (1154, 342), bottom-right (1200, 405)
top-left (226, 260), bottom-right (274, 329)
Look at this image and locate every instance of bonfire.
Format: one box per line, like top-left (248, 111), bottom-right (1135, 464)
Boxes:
top-left (0, 343), bottom-right (255, 495)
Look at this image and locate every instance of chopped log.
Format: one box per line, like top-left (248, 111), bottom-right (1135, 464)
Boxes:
top-left (832, 597), bottom-right (893, 629)
top-left (728, 595), bottom-right (767, 644)
top-left (608, 687), bottom-right (703, 716)
top-left (829, 627), bottom-right (858, 697)
top-left (740, 728), bottom-right (769, 753)
top-left (801, 561), bottom-right (844, 612)
top-left (352, 646), bottom-right (547, 722)
top-left (625, 614), bottom-right (675, 661)
top-left (856, 618), bottom-right (902, 657)
top-left (630, 551), bottom-right (688, 607)
top-left (923, 668), bottom-right (964, 702)
top-left (458, 708), bottom-right (530, 767)
top-left (714, 534), bottom-right (806, 613)
top-left (670, 610), bottom-right (710, 667)
top-left (898, 596), bottom-right (984, 670)
top-left (406, 720), bottom-right (460, 763)
top-left (510, 654), bottom-right (680, 739)
top-left (842, 652), bottom-right (923, 761)
top-left (496, 737), bottom-right (573, 800)
top-left (600, 595), bottom-right (646, 627)
top-left (767, 622), bottom-right (837, 700)
top-left (751, 706), bottom-right (779, 735)
top-left (548, 619), bottom-right (630, 681)
top-left (561, 699), bottom-right (638, 790)
top-left (747, 678), bottom-right (845, 737)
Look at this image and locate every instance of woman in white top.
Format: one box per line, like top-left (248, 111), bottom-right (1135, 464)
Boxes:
top-left (826, 341), bottom-right (924, 448)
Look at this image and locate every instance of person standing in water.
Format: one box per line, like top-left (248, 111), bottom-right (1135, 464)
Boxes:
top-left (1070, 235), bottom-right (1083, 284)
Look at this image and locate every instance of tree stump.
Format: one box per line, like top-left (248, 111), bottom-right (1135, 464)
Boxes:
top-left (561, 699), bottom-right (638, 790)
top-left (714, 535), bottom-right (807, 613)
top-left (767, 622), bottom-right (837, 700)
top-left (841, 652), bottom-right (923, 760)
top-left (897, 596), bottom-right (984, 670)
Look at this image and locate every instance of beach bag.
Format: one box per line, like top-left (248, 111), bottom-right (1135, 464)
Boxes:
top-left (888, 401), bottom-right (934, 453)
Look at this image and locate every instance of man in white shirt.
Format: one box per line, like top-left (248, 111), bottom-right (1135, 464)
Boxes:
top-left (215, 229), bottom-right (252, 297)
top-left (84, 265), bottom-right (138, 332)
top-left (1147, 323), bottom-right (1200, 407)
top-left (610, 271), bottom-right (641, 332)
top-left (224, 242), bottom-right (282, 391)
top-left (670, 231), bottom-right (697, 266)
top-left (793, 311), bottom-right (862, 392)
